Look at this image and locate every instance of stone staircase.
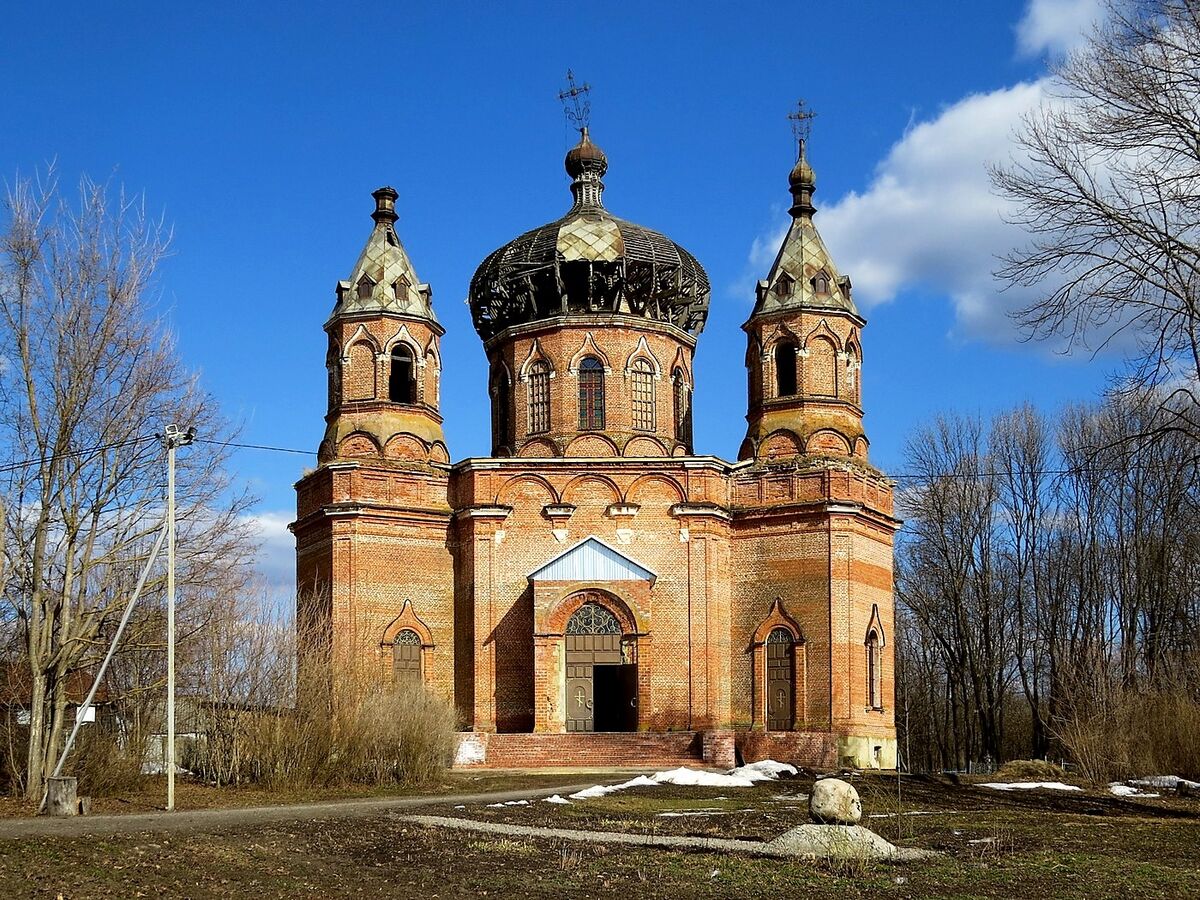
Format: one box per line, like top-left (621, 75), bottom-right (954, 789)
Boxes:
top-left (455, 731), bottom-right (704, 769)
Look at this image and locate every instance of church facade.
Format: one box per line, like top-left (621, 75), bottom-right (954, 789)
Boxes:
top-left (292, 128), bottom-right (900, 769)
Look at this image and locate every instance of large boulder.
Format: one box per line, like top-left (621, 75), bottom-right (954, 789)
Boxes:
top-left (809, 777), bottom-right (862, 825)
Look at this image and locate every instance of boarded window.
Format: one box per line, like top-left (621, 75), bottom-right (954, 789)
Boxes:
top-left (393, 630), bottom-right (422, 685)
top-left (774, 342), bottom-right (798, 397)
top-left (806, 337), bottom-right (837, 397)
top-left (631, 358), bottom-right (655, 431)
top-left (345, 342), bottom-right (376, 401)
top-left (867, 631), bottom-right (882, 710)
top-left (578, 357), bottom-right (605, 430)
top-left (528, 360), bottom-right (551, 434)
top-left (389, 345), bottom-right (416, 404)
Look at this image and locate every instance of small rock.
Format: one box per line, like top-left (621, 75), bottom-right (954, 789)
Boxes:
top-left (809, 777), bottom-right (862, 825)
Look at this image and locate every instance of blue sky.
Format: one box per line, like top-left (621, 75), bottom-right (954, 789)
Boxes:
top-left (0, 0), bottom-right (1113, 590)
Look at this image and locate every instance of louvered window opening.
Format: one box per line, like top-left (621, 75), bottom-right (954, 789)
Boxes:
top-left (578, 357), bottom-right (605, 430)
top-left (529, 361), bottom-right (550, 434)
top-left (631, 359), bottom-right (655, 431)
top-left (491, 368), bottom-right (511, 447)
top-left (672, 368), bottom-right (691, 444)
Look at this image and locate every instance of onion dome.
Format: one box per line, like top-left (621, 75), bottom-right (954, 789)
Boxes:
top-left (330, 187), bottom-right (435, 324)
top-left (468, 129), bottom-right (710, 342)
top-left (751, 141), bottom-right (857, 318)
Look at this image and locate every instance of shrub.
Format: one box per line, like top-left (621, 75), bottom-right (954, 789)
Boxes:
top-left (1057, 690), bottom-right (1200, 783)
top-left (994, 759), bottom-right (1067, 782)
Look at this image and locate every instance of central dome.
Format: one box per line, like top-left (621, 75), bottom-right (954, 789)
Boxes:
top-left (468, 129), bottom-right (711, 342)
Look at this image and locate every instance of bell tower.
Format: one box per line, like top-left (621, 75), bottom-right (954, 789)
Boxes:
top-left (320, 186), bottom-right (449, 466)
top-left (739, 134), bottom-right (867, 464)
top-left (731, 115), bottom-right (899, 768)
top-left (293, 187), bottom-right (454, 701)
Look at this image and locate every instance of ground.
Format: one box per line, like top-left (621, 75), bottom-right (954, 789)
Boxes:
top-left (0, 772), bottom-right (1197, 898)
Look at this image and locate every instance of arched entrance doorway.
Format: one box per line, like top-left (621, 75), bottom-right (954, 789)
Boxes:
top-left (565, 599), bottom-right (638, 732)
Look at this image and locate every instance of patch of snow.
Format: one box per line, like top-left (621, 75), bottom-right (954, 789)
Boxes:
top-left (569, 774), bottom-right (660, 800)
top-left (1109, 783), bottom-right (1160, 798)
top-left (454, 735), bottom-right (486, 767)
top-left (728, 760), bottom-right (798, 782)
top-left (542, 794), bottom-right (571, 805)
top-left (485, 802), bottom-right (505, 808)
top-left (1130, 775), bottom-right (1200, 790)
top-left (140, 762), bottom-right (190, 775)
top-left (967, 837), bottom-right (994, 845)
top-left (652, 767), bottom-right (757, 788)
top-left (568, 760), bottom-right (798, 802)
top-left (979, 781), bottom-right (1082, 792)
top-left (453, 805), bottom-right (466, 809)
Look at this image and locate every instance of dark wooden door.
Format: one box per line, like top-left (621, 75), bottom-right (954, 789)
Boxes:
top-left (766, 629), bottom-right (794, 731)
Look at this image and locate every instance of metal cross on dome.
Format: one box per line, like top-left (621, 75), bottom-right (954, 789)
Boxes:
top-left (788, 99), bottom-right (817, 151)
top-left (558, 69), bottom-right (592, 129)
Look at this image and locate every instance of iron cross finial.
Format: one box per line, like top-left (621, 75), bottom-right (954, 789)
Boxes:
top-left (558, 69), bottom-right (592, 130)
top-left (788, 99), bottom-right (817, 154)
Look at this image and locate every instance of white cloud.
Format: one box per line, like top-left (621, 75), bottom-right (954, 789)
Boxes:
top-left (243, 509), bottom-right (295, 594)
top-left (813, 79), bottom-right (1051, 341)
top-left (1016, 0), bottom-right (1105, 57)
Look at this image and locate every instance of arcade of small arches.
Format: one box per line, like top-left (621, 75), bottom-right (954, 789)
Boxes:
top-left (332, 328), bottom-right (442, 408)
top-left (754, 322), bottom-right (862, 407)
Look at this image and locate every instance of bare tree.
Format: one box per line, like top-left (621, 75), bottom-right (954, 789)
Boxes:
top-left (0, 171), bottom-right (254, 799)
top-left (993, 0), bottom-right (1200, 434)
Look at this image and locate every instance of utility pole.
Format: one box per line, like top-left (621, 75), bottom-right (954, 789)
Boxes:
top-left (161, 424), bottom-right (195, 811)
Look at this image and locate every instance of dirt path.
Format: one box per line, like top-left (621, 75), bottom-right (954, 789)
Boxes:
top-left (0, 780), bottom-right (602, 840)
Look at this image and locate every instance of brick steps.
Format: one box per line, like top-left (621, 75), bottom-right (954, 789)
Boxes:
top-left (458, 731), bottom-right (704, 769)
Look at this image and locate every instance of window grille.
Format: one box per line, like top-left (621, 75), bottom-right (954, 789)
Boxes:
top-left (528, 360), bottom-right (550, 434)
top-left (631, 359), bottom-right (655, 431)
top-left (578, 357), bottom-right (605, 430)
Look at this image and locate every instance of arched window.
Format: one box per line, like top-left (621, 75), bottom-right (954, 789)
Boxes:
top-left (389, 344), bottom-right (416, 404)
top-left (866, 630), bottom-right (882, 710)
top-left (490, 366), bottom-right (511, 448)
top-left (578, 357), bottom-right (605, 430)
top-left (356, 275), bottom-right (375, 300)
top-left (672, 367), bottom-right (692, 445)
top-left (392, 630), bottom-right (422, 685)
top-left (775, 273), bottom-right (794, 297)
top-left (774, 341), bottom-right (798, 397)
top-left (567, 602), bottom-right (621, 635)
top-left (813, 271), bottom-right (830, 294)
top-left (631, 358), bottom-right (655, 431)
top-left (766, 628), bottom-right (795, 731)
top-left (528, 360), bottom-right (551, 434)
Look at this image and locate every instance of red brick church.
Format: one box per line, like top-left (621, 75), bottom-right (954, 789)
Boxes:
top-left (292, 126), bottom-right (899, 769)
